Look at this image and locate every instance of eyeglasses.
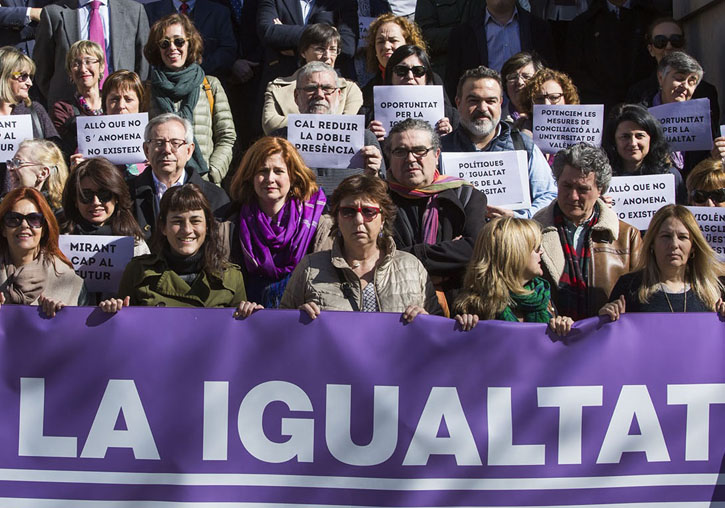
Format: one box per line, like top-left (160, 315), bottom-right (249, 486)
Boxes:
top-left (158, 37), bottom-right (188, 50)
top-left (3, 211), bottom-right (45, 229)
top-left (533, 92), bottom-right (564, 104)
top-left (338, 205), bottom-right (381, 222)
top-left (146, 138), bottom-right (187, 151)
top-left (505, 71), bottom-right (533, 83)
top-left (6, 158), bottom-right (39, 170)
top-left (298, 83), bottom-right (338, 95)
top-left (70, 58), bottom-right (100, 69)
top-left (11, 71), bottom-right (33, 83)
top-left (691, 188), bottom-right (725, 204)
top-left (310, 45), bottom-right (340, 57)
top-left (390, 146), bottom-right (435, 159)
top-left (78, 188), bottom-right (115, 204)
top-left (392, 64), bottom-right (427, 78)
top-left (651, 34), bottom-right (685, 49)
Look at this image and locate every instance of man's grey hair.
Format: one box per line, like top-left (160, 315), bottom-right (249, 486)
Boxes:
top-left (657, 51), bottom-right (704, 85)
top-left (552, 142), bottom-right (612, 194)
top-left (296, 61), bottom-right (340, 88)
top-left (144, 113), bottom-right (194, 144)
top-left (384, 118), bottom-right (441, 155)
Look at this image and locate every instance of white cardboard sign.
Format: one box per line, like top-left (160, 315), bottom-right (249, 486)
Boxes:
top-left (77, 113), bottom-right (148, 164)
top-left (648, 98), bottom-right (713, 152)
top-left (532, 104), bottom-right (604, 154)
top-left (441, 151), bottom-right (531, 210)
top-left (686, 206), bottom-right (725, 261)
top-left (59, 235), bottom-right (134, 293)
top-left (287, 114), bottom-right (365, 168)
top-left (373, 85), bottom-right (444, 134)
top-left (0, 115), bottom-right (33, 160)
top-left (608, 174), bottom-right (676, 230)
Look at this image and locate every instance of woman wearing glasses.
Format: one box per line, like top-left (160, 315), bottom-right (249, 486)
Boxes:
top-left (262, 23), bottom-right (363, 135)
top-left (516, 68), bottom-right (579, 138)
top-left (280, 174), bottom-right (442, 321)
top-left (143, 13), bottom-right (235, 186)
top-left (221, 137), bottom-right (328, 308)
top-left (7, 139), bottom-right (68, 213)
top-left (0, 187), bottom-right (85, 315)
top-left (51, 40), bottom-right (106, 157)
top-left (500, 52), bottom-right (543, 124)
top-left (687, 159), bottom-right (725, 207)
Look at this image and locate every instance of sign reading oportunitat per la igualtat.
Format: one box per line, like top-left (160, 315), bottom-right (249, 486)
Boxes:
top-left (77, 113), bottom-right (148, 165)
top-left (287, 114), bottom-right (365, 168)
top-left (648, 98), bottom-right (713, 152)
top-left (373, 85), bottom-right (444, 133)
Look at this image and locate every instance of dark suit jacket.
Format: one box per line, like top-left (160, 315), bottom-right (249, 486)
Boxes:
top-left (33, 0), bottom-right (150, 106)
top-left (0, 0), bottom-right (53, 55)
top-left (444, 6), bottom-right (556, 101)
top-left (145, 0), bottom-right (236, 77)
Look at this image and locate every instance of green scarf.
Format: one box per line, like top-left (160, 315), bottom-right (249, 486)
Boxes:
top-left (150, 64), bottom-right (209, 176)
top-left (497, 277), bottom-right (553, 323)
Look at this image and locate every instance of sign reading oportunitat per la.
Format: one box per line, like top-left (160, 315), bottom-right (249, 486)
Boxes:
top-left (287, 114), bottom-right (365, 168)
top-left (77, 113), bottom-right (148, 165)
top-left (373, 85), bottom-right (444, 133)
top-left (648, 98), bottom-right (713, 152)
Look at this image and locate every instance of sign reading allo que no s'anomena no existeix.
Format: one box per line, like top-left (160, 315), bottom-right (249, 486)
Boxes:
top-left (607, 174), bottom-right (676, 230)
top-left (533, 104), bottom-right (604, 154)
top-left (374, 85), bottom-right (444, 133)
top-left (0, 114), bottom-right (33, 160)
top-left (58, 235), bottom-right (134, 293)
top-left (648, 98), bottom-right (713, 152)
top-left (441, 150), bottom-right (531, 210)
top-left (77, 113), bottom-right (148, 165)
top-left (287, 114), bottom-right (365, 168)
top-left (686, 206), bottom-right (725, 261)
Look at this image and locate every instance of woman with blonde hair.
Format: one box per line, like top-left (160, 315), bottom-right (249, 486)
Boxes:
top-left (453, 217), bottom-right (573, 335)
top-left (601, 205), bottom-right (725, 318)
top-left (686, 158), bottom-right (725, 207)
top-left (7, 139), bottom-right (68, 212)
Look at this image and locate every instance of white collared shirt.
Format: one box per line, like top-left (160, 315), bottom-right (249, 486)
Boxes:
top-left (299, 0), bottom-right (314, 23)
top-left (152, 169), bottom-right (187, 210)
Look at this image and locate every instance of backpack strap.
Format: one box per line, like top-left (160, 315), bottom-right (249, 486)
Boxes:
top-left (202, 77), bottom-right (214, 115)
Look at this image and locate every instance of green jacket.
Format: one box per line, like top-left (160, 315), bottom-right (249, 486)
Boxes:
top-left (118, 253), bottom-right (246, 308)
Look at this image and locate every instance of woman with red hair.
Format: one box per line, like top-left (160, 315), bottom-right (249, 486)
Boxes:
top-left (0, 188), bottom-right (85, 315)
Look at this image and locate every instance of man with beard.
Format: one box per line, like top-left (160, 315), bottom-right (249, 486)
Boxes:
top-left (271, 61), bottom-right (383, 193)
top-left (441, 65), bottom-right (556, 218)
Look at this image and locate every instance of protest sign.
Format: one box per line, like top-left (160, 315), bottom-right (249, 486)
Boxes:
top-left (0, 307), bottom-right (723, 506)
top-left (608, 173), bottom-right (675, 230)
top-left (686, 206), bottom-right (725, 261)
top-left (532, 104), bottom-right (603, 154)
top-left (77, 113), bottom-right (148, 164)
top-left (648, 98), bottom-right (713, 152)
top-left (58, 235), bottom-right (134, 293)
top-left (374, 85), bottom-right (444, 133)
top-left (358, 16), bottom-right (375, 48)
top-left (0, 114), bottom-right (33, 160)
top-left (287, 114), bottom-right (365, 168)
top-left (441, 150), bottom-right (530, 209)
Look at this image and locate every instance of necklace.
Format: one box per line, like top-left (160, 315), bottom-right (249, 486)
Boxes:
top-left (660, 282), bottom-right (686, 313)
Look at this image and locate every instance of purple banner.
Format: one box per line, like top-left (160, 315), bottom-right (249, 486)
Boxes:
top-left (0, 306), bottom-right (723, 507)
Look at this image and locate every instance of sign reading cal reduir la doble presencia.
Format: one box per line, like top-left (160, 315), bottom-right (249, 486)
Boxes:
top-left (441, 150), bottom-right (531, 210)
top-left (58, 235), bottom-right (134, 293)
top-left (0, 114), bottom-right (33, 160)
top-left (686, 206), bottom-right (725, 261)
top-left (373, 85), bottom-right (444, 133)
top-left (76, 113), bottom-right (148, 165)
top-left (287, 114), bottom-right (365, 168)
top-left (648, 98), bottom-right (713, 152)
top-left (607, 174), bottom-right (675, 231)
top-left (532, 104), bottom-right (604, 154)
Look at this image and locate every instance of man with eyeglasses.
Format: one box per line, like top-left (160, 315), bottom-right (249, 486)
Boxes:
top-left (441, 65), bottom-right (556, 219)
top-left (128, 113), bottom-right (229, 239)
top-left (385, 118), bottom-right (487, 310)
top-left (33, 0), bottom-right (149, 106)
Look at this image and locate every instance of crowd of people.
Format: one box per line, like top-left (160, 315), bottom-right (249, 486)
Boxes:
top-left (1, 0), bottom-right (724, 333)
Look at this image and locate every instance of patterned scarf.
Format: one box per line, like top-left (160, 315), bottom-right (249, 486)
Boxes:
top-left (553, 202), bottom-right (600, 320)
top-left (497, 277), bottom-right (552, 323)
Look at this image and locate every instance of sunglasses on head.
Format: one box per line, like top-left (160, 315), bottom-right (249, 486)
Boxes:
top-left (158, 37), bottom-right (188, 50)
top-left (392, 64), bottom-right (427, 78)
top-left (78, 188), bottom-right (114, 204)
top-left (651, 34), bottom-right (685, 49)
top-left (338, 205), bottom-right (381, 222)
top-left (3, 211), bottom-right (44, 229)
top-left (692, 188), bottom-right (725, 204)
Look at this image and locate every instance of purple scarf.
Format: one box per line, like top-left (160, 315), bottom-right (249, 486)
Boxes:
top-left (238, 189), bottom-right (326, 279)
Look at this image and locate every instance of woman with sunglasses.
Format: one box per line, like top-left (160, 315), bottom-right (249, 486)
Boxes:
top-left (262, 23), bottom-right (363, 135)
top-left (516, 68), bottom-right (579, 138)
top-left (7, 139), bottom-right (68, 213)
top-left (51, 40), bottom-right (106, 158)
top-left (222, 137), bottom-right (328, 308)
top-left (143, 13), bottom-right (235, 186)
top-left (366, 44), bottom-right (457, 141)
top-left (280, 174), bottom-right (442, 321)
top-left (687, 158), bottom-right (725, 207)
top-left (0, 187), bottom-right (85, 315)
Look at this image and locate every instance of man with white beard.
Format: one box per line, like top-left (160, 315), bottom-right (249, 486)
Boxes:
top-left (441, 65), bottom-right (556, 218)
